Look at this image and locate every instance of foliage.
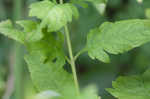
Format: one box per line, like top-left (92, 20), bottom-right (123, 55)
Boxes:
top-left (0, 0), bottom-right (150, 99)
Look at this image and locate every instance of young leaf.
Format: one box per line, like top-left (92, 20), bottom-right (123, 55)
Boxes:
top-left (29, 0), bottom-right (79, 32)
top-left (29, 0), bottom-right (55, 20)
top-left (106, 69), bottom-right (150, 99)
top-left (0, 20), bottom-right (25, 43)
top-left (86, 19), bottom-right (150, 63)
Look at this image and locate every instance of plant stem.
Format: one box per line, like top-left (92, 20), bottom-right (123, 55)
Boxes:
top-left (74, 48), bottom-right (87, 61)
top-left (59, 0), bottom-right (80, 95)
top-left (13, 0), bottom-right (24, 99)
top-left (64, 26), bottom-right (80, 95)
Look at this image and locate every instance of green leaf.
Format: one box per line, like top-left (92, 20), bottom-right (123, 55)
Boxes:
top-left (16, 20), bottom-right (43, 42)
top-left (26, 31), bottom-right (64, 57)
top-left (29, 1), bottom-right (55, 20)
top-left (106, 69), bottom-right (150, 99)
top-left (86, 19), bottom-right (150, 63)
top-left (0, 20), bottom-right (25, 43)
top-left (34, 85), bottom-right (100, 99)
top-left (24, 32), bottom-right (74, 93)
top-left (25, 52), bottom-right (74, 93)
top-left (70, 0), bottom-right (107, 8)
top-left (59, 85), bottom-right (99, 99)
top-left (29, 0), bottom-right (79, 32)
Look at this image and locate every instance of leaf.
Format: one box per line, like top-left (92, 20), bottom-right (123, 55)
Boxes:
top-left (59, 85), bottom-right (99, 99)
top-left (29, 0), bottom-right (79, 32)
top-left (106, 69), bottom-right (150, 99)
top-left (24, 31), bottom-right (74, 93)
top-left (70, 0), bottom-right (107, 8)
top-left (25, 52), bottom-right (74, 93)
top-left (17, 20), bottom-right (43, 42)
top-left (0, 20), bottom-right (25, 43)
top-left (86, 19), bottom-right (150, 63)
top-left (29, 0), bottom-right (55, 20)
top-left (34, 85), bottom-right (100, 99)
top-left (0, 19), bottom-right (74, 94)
top-left (26, 31), bottom-right (64, 56)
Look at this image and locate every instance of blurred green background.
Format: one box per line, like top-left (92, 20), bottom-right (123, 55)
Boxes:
top-left (0, 0), bottom-right (150, 99)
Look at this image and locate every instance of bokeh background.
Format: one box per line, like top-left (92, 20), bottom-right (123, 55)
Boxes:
top-left (0, 0), bottom-right (150, 99)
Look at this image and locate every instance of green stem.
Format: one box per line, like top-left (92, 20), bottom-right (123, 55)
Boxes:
top-left (74, 48), bottom-right (87, 61)
top-left (65, 56), bottom-right (71, 64)
top-left (64, 26), bottom-right (80, 95)
top-left (59, 0), bottom-right (80, 95)
top-left (13, 0), bottom-right (24, 99)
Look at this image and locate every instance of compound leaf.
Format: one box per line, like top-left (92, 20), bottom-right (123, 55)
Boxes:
top-left (29, 0), bottom-right (79, 32)
top-left (106, 69), bottom-right (150, 99)
top-left (0, 20), bottom-right (25, 43)
top-left (87, 19), bottom-right (150, 63)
